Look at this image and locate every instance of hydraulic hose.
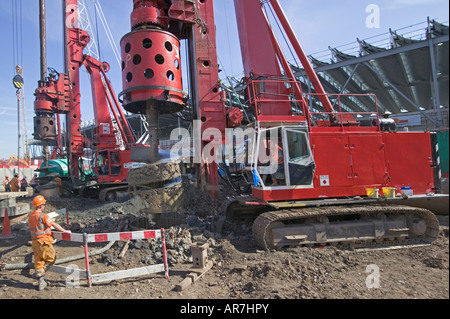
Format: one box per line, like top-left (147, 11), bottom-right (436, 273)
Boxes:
top-left (1, 241), bottom-right (116, 271)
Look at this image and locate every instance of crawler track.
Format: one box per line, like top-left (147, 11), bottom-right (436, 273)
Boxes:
top-left (252, 205), bottom-right (440, 250)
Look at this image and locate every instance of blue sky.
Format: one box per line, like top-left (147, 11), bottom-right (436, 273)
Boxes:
top-left (0, 0), bottom-right (448, 159)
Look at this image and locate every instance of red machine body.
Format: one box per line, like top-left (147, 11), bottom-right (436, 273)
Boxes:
top-left (252, 129), bottom-right (435, 201)
top-left (117, 0), bottom-right (443, 250)
top-left (231, 0), bottom-right (436, 203)
top-left (116, 0), bottom-right (437, 202)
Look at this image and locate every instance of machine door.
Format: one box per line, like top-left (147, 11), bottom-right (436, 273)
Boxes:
top-left (255, 127), bottom-right (284, 187)
top-left (348, 135), bottom-right (386, 186)
top-left (97, 151), bottom-right (109, 175)
top-left (96, 150), bottom-right (122, 176)
top-left (284, 128), bottom-right (315, 186)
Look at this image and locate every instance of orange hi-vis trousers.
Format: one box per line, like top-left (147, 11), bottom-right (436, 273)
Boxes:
top-left (31, 237), bottom-right (56, 278)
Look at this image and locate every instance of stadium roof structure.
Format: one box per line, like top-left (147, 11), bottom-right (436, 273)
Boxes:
top-left (292, 18), bottom-right (449, 129)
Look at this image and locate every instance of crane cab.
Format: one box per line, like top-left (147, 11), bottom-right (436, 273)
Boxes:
top-left (95, 149), bottom-right (131, 183)
top-left (252, 126), bottom-right (315, 190)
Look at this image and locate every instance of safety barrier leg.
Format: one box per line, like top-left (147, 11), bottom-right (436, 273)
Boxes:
top-left (83, 233), bottom-right (92, 288)
top-left (161, 228), bottom-right (169, 280)
top-left (66, 209), bottom-right (70, 230)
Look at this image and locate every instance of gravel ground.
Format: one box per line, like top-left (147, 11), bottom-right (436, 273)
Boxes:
top-left (0, 184), bottom-right (448, 308)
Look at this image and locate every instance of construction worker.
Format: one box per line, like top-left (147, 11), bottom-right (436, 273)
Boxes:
top-left (20, 176), bottom-right (28, 191)
top-left (30, 173), bottom-right (38, 189)
top-left (54, 176), bottom-right (62, 196)
top-left (10, 174), bottom-right (20, 192)
top-left (271, 141), bottom-right (285, 186)
top-left (3, 176), bottom-right (11, 192)
top-left (28, 195), bottom-right (71, 291)
top-left (260, 138), bottom-right (285, 186)
top-left (97, 152), bottom-right (105, 175)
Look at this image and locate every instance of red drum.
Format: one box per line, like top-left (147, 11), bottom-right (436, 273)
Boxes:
top-left (119, 28), bottom-right (185, 115)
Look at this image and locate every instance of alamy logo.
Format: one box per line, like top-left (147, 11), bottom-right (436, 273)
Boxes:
top-left (65, 264), bottom-right (81, 288)
top-left (169, 120), bottom-right (281, 174)
top-left (66, 4), bottom-right (79, 28)
top-left (366, 4), bottom-right (381, 29)
top-left (365, 264), bottom-right (380, 289)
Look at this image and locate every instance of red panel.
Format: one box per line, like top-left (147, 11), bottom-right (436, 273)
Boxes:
top-left (382, 132), bottom-right (434, 194)
top-left (311, 131), bottom-right (387, 188)
top-left (310, 126), bottom-right (379, 133)
top-left (310, 134), bottom-right (353, 187)
top-left (120, 232), bottom-right (133, 241)
top-left (257, 115), bottom-right (306, 123)
top-left (143, 230), bottom-right (156, 239)
top-left (95, 234), bottom-right (108, 242)
top-left (348, 134), bottom-right (386, 186)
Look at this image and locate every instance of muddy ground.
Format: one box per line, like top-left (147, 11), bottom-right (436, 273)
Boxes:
top-left (0, 179), bottom-right (448, 306)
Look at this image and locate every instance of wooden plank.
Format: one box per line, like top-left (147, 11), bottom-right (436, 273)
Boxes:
top-left (175, 261), bottom-right (214, 291)
top-left (118, 240), bottom-right (131, 259)
top-left (175, 277), bottom-right (193, 292)
top-left (90, 264), bottom-right (164, 284)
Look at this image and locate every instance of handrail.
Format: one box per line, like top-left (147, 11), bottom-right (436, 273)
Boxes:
top-left (306, 92), bottom-right (381, 131)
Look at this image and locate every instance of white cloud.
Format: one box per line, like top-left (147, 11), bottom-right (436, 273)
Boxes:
top-left (0, 106), bottom-right (16, 117)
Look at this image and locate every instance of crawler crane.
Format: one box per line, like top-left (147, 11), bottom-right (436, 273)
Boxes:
top-left (118, 0), bottom-right (447, 250)
top-left (33, 0), bottom-right (137, 200)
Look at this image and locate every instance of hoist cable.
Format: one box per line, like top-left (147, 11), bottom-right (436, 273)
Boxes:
top-left (94, 0), bottom-right (121, 69)
top-left (263, 2), bottom-right (300, 69)
top-left (11, 0), bottom-right (24, 71)
top-left (94, 2), bottom-right (102, 60)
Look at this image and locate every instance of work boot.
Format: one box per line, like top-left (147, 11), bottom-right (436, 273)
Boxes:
top-left (38, 277), bottom-right (48, 291)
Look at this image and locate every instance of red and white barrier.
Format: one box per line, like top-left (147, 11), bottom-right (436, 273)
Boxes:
top-left (52, 229), bottom-right (162, 243)
top-left (51, 228), bottom-right (169, 287)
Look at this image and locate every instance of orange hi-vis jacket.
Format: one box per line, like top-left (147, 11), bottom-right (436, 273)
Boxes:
top-left (28, 210), bottom-right (54, 239)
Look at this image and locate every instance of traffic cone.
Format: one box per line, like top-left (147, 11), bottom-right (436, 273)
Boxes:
top-left (1, 208), bottom-right (13, 239)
